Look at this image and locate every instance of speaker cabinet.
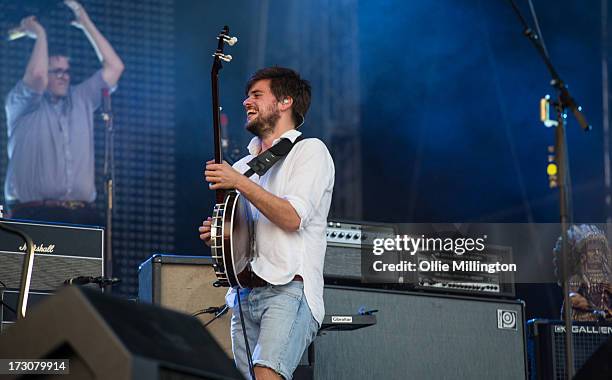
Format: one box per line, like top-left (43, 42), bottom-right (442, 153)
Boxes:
top-left (574, 335), bottom-right (612, 380)
top-left (0, 220), bottom-right (104, 292)
top-left (138, 254), bottom-right (232, 358)
top-left (314, 285), bottom-right (527, 380)
top-left (0, 286), bottom-right (243, 380)
top-left (0, 290), bottom-right (51, 332)
top-left (528, 319), bottom-right (612, 380)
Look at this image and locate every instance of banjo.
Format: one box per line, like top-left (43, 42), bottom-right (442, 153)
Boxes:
top-left (209, 26), bottom-right (254, 288)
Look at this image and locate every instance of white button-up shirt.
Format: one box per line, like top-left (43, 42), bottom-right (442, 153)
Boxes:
top-left (229, 129), bottom-right (335, 324)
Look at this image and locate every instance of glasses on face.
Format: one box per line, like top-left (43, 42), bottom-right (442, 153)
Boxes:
top-left (48, 68), bottom-right (70, 78)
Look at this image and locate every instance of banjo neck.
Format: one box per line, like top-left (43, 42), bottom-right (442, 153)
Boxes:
top-left (211, 26), bottom-right (230, 205)
top-left (208, 26), bottom-right (252, 289)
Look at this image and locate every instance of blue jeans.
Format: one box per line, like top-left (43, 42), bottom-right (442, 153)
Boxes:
top-left (230, 281), bottom-right (319, 380)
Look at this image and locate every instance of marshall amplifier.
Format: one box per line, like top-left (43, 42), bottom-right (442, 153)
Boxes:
top-left (0, 219), bottom-right (104, 292)
top-left (0, 290), bottom-right (51, 332)
top-left (528, 319), bottom-right (612, 380)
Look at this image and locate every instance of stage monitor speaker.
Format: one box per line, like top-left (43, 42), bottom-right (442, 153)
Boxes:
top-left (314, 285), bottom-right (527, 380)
top-left (138, 254), bottom-right (232, 358)
top-left (0, 286), bottom-right (243, 380)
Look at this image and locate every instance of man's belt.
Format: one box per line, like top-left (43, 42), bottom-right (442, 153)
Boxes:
top-left (9, 200), bottom-right (92, 212)
top-left (244, 272), bottom-right (303, 288)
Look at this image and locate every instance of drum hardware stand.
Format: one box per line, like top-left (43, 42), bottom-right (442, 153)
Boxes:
top-left (509, 1), bottom-right (592, 378)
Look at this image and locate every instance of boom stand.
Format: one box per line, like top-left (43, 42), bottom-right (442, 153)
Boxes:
top-left (508, 1), bottom-right (592, 378)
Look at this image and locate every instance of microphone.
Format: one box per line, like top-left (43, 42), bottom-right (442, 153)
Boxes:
top-left (7, 27), bottom-right (27, 41)
top-left (592, 309), bottom-right (608, 320)
top-left (102, 88), bottom-right (111, 110)
top-left (93, 276), bottom-right (120, 286)
top-left (102, 88), bottom-right (111, 108)
top-left (101, 88), bottom-right (112, 121)
top-left (64, 276), bottom-right (94, 285)
top-left (64, 276), bottom-right (120, 286)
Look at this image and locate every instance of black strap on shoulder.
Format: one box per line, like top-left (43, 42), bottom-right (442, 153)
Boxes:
top-left (243, 135), bottom-right (305, 178)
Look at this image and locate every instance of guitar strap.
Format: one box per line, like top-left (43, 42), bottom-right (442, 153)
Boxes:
top-left (242, 135), bottom-right (305, 178)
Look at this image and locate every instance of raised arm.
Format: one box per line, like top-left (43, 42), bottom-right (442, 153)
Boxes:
top-left (65, 0), bottom-right (124, 87)
top-left (20, 16), bottom-right (48, 93)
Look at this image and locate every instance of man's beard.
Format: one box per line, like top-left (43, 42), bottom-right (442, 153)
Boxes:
top-left (245, 106), bottom-right (280, 138)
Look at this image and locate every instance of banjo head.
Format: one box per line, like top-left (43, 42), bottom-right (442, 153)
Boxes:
top-left (228, 192), bottom-right (254, 286)
top-left (210, 191), bottom-right (254, 288)
top-left (223, 191), bottom-right (253, 288)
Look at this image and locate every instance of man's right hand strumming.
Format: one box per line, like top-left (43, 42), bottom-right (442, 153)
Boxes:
top-left (198, 217), bottom-right (213, 247)
top-left (19, 16), bottom-right (45, 39)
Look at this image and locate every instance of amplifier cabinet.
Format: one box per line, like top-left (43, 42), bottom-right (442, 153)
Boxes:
top-left (138, 254), bottom-right (232, 357)
top-left (324, 221), bottom-right (398, 284)
top-left (324, 221), bottom-right (515, 298)
top-left (314, 285), bottom-right (527, 380)
top-left (0, 220), bottom-right (104, 292)
top-left (410, 244), bottom-right (516, 298)
top-left (0, 289), bottom-right (51, 332)
top-left (528, 319), bottom-right (612, 380)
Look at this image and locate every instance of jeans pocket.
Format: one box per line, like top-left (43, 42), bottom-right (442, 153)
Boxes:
top-left (270, 281), bottom-right (304, 301)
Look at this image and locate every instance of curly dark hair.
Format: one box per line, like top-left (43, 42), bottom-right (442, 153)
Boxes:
top-left (245, 67), bottom-right (311, 128)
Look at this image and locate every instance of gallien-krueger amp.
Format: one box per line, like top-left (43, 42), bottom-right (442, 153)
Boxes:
top-left (528, 319), bottom-right (612, 380)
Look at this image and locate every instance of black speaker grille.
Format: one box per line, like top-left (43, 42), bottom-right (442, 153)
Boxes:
top-left (316, 285), bottom-right (527, 379)
top-left (528, 320), bottom-right (612, 380)
top-left (552, 328), bottom-right (610, 380)
top-left (0, 252), bottom-right (102, 291)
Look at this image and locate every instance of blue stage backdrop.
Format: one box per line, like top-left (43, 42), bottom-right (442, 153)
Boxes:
top-left (358, 0), bottom-right (607, 223)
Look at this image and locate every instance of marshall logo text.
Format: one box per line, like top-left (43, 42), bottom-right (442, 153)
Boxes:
top-left (18, 243), bottom-right (56, 254)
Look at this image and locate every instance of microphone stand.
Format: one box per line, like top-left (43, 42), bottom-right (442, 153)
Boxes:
top-left (508, 2), bottom-right (592, 378)
top-left (102, 89), bottom-right (115, 294)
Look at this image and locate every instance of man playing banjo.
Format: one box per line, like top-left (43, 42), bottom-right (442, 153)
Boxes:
top-left (199, 66), bottom-right (335, 380)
